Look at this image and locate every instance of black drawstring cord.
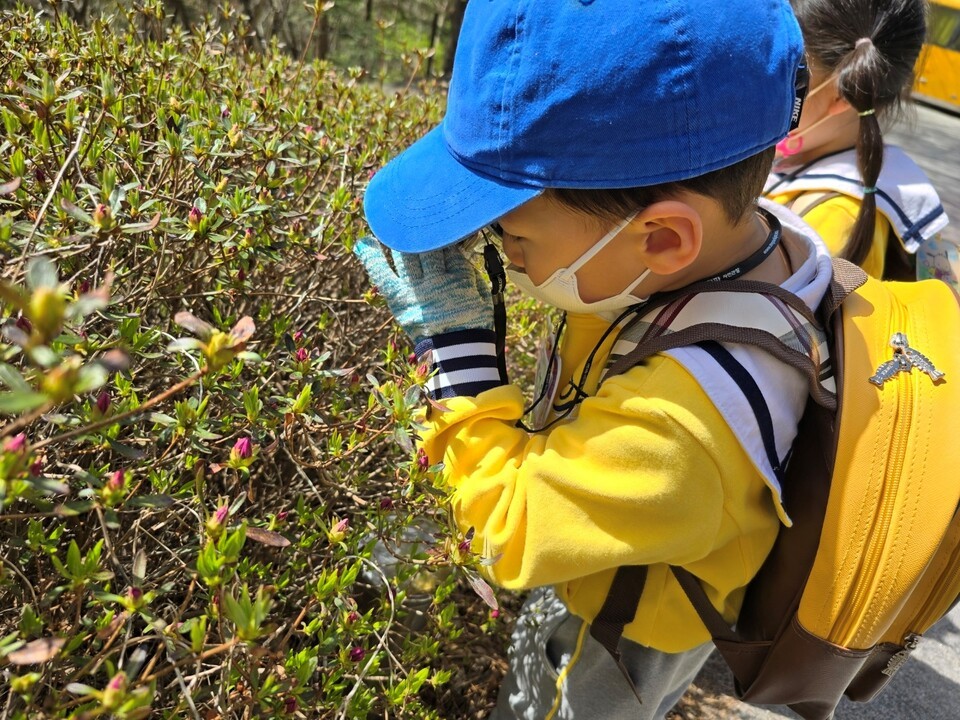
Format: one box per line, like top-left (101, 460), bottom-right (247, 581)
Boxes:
top-left (483, 241), bottom-right (509, 384)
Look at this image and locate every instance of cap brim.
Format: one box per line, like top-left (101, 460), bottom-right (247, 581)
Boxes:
top-left (363, 125), bottom-right (541, 252)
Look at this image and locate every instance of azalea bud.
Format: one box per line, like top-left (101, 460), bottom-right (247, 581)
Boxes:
top-left (283, 696), bottom-right (298, 714)
top-left (187, 206), bottom-right (202, 230)
top-left (416, 449), bottom-right (430, 472)
top-left (345, 610), bottom-right (360, 625)
top-left (231, 436), bottom-right (253, 461)
top-left (206, 504), bottom-right (229, 539)
top-left (459, 540), bottom-right (472, 554)
top-left (15, 315), bottom-right (32, 334)
top-left (490, 609), bottom-right (501, 619)
top-left (28, 286), bottom-right (66, 341)
top-left (294, 347), bottom-right (309, 363)
top-left (101, 672), bottom-right (127, 710)
top-left (276, 510), bottom-right (289, 522)
top-left (77, 280), bottom-right (91, 296)
top-left (327, 516), bottom-right (349, 545)
top-left (236, 268), bottom-right (246, 282)
top-left (95, 390), bottom-right (110, 416)
top-left (29, 458), bottom-right (43, 476)
top-left (4, 433), bottom-right (27, 454)
top-left (407, 352), bottom-right (417, 365)
top-left (125, 586), bottom-right (146, 611)
top-left (101, 469), bottom-right (127, 507)
top-left (292, 330), bottom-right (305, 344)
top-left (379, 497), bottom-right (394, 511)
top-left (106, 470), bottom-right (124, 491)
top-left (92, 203), bottom-right (112, 230)
top-left (348, 646), bottom-right (365, 663)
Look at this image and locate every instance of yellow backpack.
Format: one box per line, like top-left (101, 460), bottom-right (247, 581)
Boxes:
top-left (592, 259), bottom-right (960, 719)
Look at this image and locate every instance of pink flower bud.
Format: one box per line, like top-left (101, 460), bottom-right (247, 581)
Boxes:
top-left (107, 672), bottom-right (126, 692)
top-left (232, 436), bottom-right (253, 460)
top-left (490, 609), bottom-right (501, 619)
top-left (407, 352), bottom-right (417, 365)
top-left (95, 390), bottom-right (110, 415)
top-left (283, 696), bottom-right (298, 714)
top-left (4, 433), bottom-right (27, 453)
top-left (92, 204), bottom-right (112, 227)
top-left (292, 330), bottom-right (305, 344)
top-left (345, 610), bottom-right (360, 624)
top-left (15, 315), bottom-right (32, 334)
top-left (276, 510), bottom-right (289, 522)
top-left (187, 206), bottom-right (203, 229)
top-left (379, 497), bottom-right (394, 511)
top-left (333, 517), bottom-right (349, 534)
top-left (29, 458), bottom-right (43, 476)
top-left (77, 280), bottom-right (91, 295)
top-left (416, 449), bottom-right (430, 471)
top-left (459, 540), bottom-right (472, 553)
top-left (349, 646), bottom-right (365, 662)
top-left (127, 586), bottom-right (143, 602)
top-left (213, 505), bottom-right (229, 525)
top-left (236, 268), bottom-right (246, 282)
top-left (106, 469), bottom-right (125, 491)
top-left (294, 347), bottom-right (309, 363)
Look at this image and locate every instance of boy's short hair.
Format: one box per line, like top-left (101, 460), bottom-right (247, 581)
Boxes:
top-left (547, 147), bottom-right (778, 226)
top-left (365, 1), bottom-right (806, 253)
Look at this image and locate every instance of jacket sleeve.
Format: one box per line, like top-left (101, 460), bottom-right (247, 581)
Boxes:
top-left (419, 354), bottom-right (754, 590)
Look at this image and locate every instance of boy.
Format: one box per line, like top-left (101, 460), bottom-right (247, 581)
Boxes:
top-left (356, 1), bottom-right (830, 718)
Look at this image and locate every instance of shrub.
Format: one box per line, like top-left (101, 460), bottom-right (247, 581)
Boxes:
top-left (0, 6), bottom-right (509, 717)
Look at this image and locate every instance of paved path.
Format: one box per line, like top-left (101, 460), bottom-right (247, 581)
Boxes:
top-left (676, 101), bottom-right (960, 720)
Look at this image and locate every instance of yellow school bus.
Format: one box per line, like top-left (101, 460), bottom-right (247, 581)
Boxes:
top-left (914, 0), bottom-right (960, 113)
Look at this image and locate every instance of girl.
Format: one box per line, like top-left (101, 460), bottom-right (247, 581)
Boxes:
top-left (766, 0), bottom-right (956, 286)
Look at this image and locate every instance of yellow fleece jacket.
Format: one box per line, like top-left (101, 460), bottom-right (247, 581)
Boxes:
top-left (421, 312), bottom-right (780, 652)
top-left (768, 190), bottom-right (891, 279)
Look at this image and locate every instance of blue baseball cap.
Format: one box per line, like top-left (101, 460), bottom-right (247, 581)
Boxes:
top-left (365, 0), bottom-right (806, 252)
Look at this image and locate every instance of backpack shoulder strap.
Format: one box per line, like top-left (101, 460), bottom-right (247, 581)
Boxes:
top-left (788, 191), bottom-right (844, 218)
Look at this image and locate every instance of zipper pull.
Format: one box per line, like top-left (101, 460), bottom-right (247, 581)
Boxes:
top-left (881, 633), bottom-right (922, 677)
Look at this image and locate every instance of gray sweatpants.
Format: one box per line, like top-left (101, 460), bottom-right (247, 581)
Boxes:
top-left (490, 587), bottom-right (714, 720)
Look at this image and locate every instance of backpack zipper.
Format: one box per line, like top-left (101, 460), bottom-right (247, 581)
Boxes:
top-left (832, 301), bottom-right (914, 647)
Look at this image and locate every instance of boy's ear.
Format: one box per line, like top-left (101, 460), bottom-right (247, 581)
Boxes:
top-left (629, 201), bottom-right (703, 274)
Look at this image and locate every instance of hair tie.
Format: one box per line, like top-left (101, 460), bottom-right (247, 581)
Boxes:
top-left (862, 186), bottom-right (878, 194)
top-left (858, 108), bottom-right (876, 117)
top-left (855, 37), bottom-right (873, 49)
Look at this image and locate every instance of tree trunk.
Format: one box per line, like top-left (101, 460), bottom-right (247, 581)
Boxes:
top-left (443, 0), bottom-right (467, 78)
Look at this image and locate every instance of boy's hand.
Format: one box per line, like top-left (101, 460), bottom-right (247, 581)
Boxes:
top-left (353, 237), bottom-right (493, 344)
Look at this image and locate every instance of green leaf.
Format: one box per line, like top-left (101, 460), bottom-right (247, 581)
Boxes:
top-left (121, 212), bottom-right (161, 235)
top-left (25, 257), bottom-right (59, 291)
top-left (126, 494), bottom-right (174, 509)
top-left (74, 364), bottom-right (108, 394)
top-left (59, 199), bottom-right (92, 225)
top-left (0, 177), bottom-right (21, 195)
top-left (107, 439), bottom-right (146, 461)
top-left (0, 363), bottom-right (32, 392)
top-left (0, 390), bottom-right (48, 413)
top-left (55, 500), bottom-right (96, 517)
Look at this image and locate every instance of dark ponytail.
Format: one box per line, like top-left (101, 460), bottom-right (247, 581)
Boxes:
top-left (790, 0), bottom-right (927, 266)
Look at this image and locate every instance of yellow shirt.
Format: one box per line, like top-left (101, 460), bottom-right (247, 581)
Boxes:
top-left (768, 190), bottom-right (892, 279)
top-left (421, 313), bottom-right (780, 652)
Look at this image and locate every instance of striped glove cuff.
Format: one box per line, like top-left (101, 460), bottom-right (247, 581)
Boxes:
top-left (414, 329), bottom-right (505, 400)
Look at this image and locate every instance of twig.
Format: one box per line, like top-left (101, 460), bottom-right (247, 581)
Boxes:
top-left (30, 369), bottom-right (206, 451)
top-left (138, 639), bottom-right (239, 685)
top-left (336, 556), bottom-right (397, 720)
top-left (16, 113), bottom-right (91, 273)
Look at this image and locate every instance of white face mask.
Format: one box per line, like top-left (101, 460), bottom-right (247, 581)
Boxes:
top-left (505, 212), bottom-right (652, 320)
